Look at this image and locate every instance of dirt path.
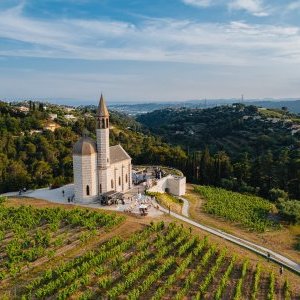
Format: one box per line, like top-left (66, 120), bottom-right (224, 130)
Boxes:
top-left (179, 196), bottom-right (190, 217)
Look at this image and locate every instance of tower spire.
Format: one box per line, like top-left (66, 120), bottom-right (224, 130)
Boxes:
top-left (97, 93), bottom-right (109, 117)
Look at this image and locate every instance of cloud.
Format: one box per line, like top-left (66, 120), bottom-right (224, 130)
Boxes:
top-left (229, 0), bottom-right (269, 16)
top-left (182, 0), bottom-right (214, 7)
top-left (0, 3), bottom-right (300, 67)
top-left (286, 1), bottom-right (300, 11)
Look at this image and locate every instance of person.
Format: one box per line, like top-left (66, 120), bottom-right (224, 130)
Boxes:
top-left (279, 266), bottom-right (283, 276)
top-left (168, 205), bottom-right (171, 214)
top-left (62, 190), bottom-right (65, 197)
top-left (68, 197), bottom-right (70, 203)
top-left (267, 252), bottom-right (271, 262)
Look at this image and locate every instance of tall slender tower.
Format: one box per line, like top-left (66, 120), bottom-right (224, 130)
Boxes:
top-left (96, 94), bottom-right (110, 194)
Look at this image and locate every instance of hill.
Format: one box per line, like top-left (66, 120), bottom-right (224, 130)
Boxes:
top-left (0, 101), bottom-right (186, 194)
top-left (137, 104), bottom-right (300, 200)
top-left (247, 99), bottom-right (300, 114)
top-left (0, 198), bottom-right (299, 299)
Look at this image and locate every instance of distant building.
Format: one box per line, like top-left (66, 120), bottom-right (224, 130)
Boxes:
top-left (43, 121), bottom-right (61, 132)
top-left (72, 95), bottom-right (132, 202)
top-left (30, 130), bottom-right (43, 135)
top-left (65, 114), bottom-right (77, 121)
top-left (49, 113), bottom-right (58, 120)
top-left (17, 106), bottom-right (29, 113)
top-left (291, 124), bottom-right (300, 135)
top-left (65, 107), bottom-right (75, 113)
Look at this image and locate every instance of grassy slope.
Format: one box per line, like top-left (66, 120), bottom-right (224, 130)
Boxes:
top-left (0, 198), bottom-right (299, 298)
top-left (147, 192), bottom-right (183, 215)
top-left (193, 185), bottom-right (278, 232)
top-left (185, 184), bottom-right (300, 264)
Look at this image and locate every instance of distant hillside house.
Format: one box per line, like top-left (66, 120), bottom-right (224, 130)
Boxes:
top-left (72, 95), bottom-right (132, 202)
top-left (65, 114), bottom-right (77, 121)
top-left (43, 121), bottom-right (61, 132)
top-left (65, 107), bottom-right (75, 113)
top-left (49, 113), bottom-right (58, 120)
top-left (17, 106), bottom-right (30, 113)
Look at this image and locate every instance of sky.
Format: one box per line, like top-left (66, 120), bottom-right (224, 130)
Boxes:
top-left (1, 0), bottom-right (300, 104)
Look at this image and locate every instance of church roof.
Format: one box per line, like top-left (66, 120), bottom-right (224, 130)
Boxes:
top-left (73, 136), bottom-right (97, 156)
top-left (109, 144), bottom-right (131, 164)
top-left (97, 94), bottom-right (109, 117)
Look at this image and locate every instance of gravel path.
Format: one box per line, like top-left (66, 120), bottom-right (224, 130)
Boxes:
top-left (179, 196), bottom-right (189, 217)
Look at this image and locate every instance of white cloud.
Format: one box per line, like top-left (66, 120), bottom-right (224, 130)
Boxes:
top-left (0, 3), bottom-right (300, 67)
top-left (182, 0), bottom-right (214, 7)
top-left (286, 1), bottom-right (300, 11)
top-left (229, 0), bottom-right (269, 16)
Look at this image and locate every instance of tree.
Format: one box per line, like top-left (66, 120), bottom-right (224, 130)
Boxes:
top-left (3, 160), bottom-right (31, 191)
top-left (269, 188), bottom-right (288, 202)
top-left (32, 160), bottom-right (53, 186)
top-left (200, 147), bottom-right (212, 185)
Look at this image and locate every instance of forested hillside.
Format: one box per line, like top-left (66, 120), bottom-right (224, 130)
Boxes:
top-left (0, 101), bottom-right (186, 193)
top-left (137, 104), bottom-right (300, 202)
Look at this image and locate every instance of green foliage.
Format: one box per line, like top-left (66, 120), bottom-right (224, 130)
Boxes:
top-left (138, 105), bottom-right (300, 202)
top-left (0, 221), bottom-right (293, 299)
top-left (233, 259), bottom-right (249, 300)
top-left (277, 200), bottom-right (300, 225)
top-left (251, 264), bottom-right (261, 300)
top-left (194, 185), bottom-right (278, 232)
top-left (283, 279), bottom-right (291, 300)
top-left (0, 204), bottom-right (124, 281)
top-left (267, 272), bottom-right (276, 300)
top-left (269, 188), bottom-right (288, 202)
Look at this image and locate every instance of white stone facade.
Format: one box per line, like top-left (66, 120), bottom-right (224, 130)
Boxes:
top-left (72, 95), bottom-right (132, 202)
top-left (148, 174), bottom-right (186, 196)
top-left (73, 153), bottom-right (98, 201)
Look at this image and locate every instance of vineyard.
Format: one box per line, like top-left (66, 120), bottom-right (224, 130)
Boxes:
top-left (1, 217), bottom-right (298, 299)
top-left (0, 197), bottom-right (124, 282)
top-left (194, 185), bottom-right (279, 232)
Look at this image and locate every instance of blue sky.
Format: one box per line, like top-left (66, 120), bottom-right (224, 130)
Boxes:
top-left (1, 0), bottom-right (300, 103)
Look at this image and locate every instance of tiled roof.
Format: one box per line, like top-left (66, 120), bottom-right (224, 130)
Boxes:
top-left (109, 144), bottom-right (131, 164)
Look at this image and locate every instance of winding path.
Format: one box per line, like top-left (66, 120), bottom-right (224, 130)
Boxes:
top-left (179, 196), bottom-right (190, 217)
top-left (157, 197), bottom-right (300, 275)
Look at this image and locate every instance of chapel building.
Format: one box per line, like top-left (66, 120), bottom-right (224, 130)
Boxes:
top-left (72, 94), bottom-right (132, 201)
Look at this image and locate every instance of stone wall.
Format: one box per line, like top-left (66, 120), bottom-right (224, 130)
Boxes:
top-left (73, 153), bottom-right (97, 201)
top-left (148, 174), bottom-right (186, 196)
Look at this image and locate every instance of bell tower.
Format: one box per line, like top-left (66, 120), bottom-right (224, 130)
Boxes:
top-left (96, 94), bottom-right (110, 193)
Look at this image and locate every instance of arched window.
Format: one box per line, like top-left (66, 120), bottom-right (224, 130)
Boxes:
top-left (125, 174), bottom-right (128, 183)
top-left (102, 119), bottom-right (105, 128)
top-left (86, 185), bottom-right (90, 196)
top-left (111, 179), bottom-right (114, 189)
top-left (106, 119), bottom-right (109, 128)
top-left (99, 184), bottom-right (102, 194)
top-left (119, 176), bottom-right (121, 186)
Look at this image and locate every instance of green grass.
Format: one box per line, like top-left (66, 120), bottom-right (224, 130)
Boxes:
top-left (147, 192), bottom-right (183, 214)
top-left (258, 108), bottom-right (285, 118)
top-left (194, 185), bottom-right (279, 232)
